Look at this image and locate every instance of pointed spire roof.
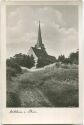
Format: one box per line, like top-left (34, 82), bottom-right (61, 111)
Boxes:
top-left (37, 21), bottom-right (42, 45)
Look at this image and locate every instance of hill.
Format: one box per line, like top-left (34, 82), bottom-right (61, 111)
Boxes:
top-left (7, 63), bottom-right (78, 107)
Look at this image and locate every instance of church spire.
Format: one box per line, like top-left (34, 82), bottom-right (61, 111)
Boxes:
top-left (37, 21), bottom-right (42, 45)
top-left (35, 21), bottom-right (43, 48)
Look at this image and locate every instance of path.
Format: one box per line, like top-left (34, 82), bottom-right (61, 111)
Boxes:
top-left (19, 87), bottom-right (53, 107)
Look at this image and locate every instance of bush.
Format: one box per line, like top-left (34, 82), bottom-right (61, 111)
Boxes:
top-left (7, 92), bottom-right (21, 107)
top-left (57, 50), bottom-right (79, 64)
top-left (13, 54), bottom-right (35, 68)
top-left (7, 67), bottom-right (16, 80)
top-left (6, 59), bottom-right (22, 80)
top-left (7, 59), bottom-right (22, 72)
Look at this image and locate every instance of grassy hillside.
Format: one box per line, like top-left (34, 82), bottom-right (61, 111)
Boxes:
top-left (7, 63), bottom-right (78, 107)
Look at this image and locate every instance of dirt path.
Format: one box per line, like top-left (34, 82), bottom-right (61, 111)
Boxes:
top-left (19, 87), bottom-right (53, 107)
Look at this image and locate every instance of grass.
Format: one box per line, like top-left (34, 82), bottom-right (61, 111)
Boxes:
top-left (6, 63), bottom-right (79, 107)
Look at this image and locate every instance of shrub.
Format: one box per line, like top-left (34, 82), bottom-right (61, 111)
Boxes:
top-left (13, 54), bottom-right (35, 68)
top-left (7, 92), bottom-right (21, 107)
top-left (57, 50), bottom-right (79, 64)
top-left (6, 59), bottom-right (22, 80)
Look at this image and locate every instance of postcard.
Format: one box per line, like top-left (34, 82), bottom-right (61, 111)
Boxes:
top-left (0, 0), bottom-right (83, 124)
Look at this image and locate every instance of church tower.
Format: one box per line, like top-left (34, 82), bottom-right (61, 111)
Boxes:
top-left (28, 21), bottom-right (56, 66)
top-left (35, 21), bottom-right (45, 50)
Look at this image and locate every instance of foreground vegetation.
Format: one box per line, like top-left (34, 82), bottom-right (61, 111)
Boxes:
top-left (6, 50), bottom-right (79, 107)
top-left (7, 63), bottom-right (78, 107)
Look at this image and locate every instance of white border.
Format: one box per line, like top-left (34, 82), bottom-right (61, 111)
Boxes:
top-left (1, 0), bottom-right (83, 124)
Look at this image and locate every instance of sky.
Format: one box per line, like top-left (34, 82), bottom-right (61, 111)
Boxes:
top-left (6, 5), bottom-right (78, 58)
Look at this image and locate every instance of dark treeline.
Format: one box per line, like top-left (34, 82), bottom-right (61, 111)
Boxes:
top-left (7, 53), bottom-right (35, 69)
top-left (6, 50), bottom-right (78, 79)
top-left (57, 50), bottom-right (79, 65)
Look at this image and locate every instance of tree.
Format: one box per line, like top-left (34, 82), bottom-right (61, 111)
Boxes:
top-left (58, 55), bottom-right (65, 63)
top-left (7, 53), bottom-right (35, 69)
top-left (69, 50), bottom-right (79, 64)
top-left (57, 50), bottom-right (79, 64)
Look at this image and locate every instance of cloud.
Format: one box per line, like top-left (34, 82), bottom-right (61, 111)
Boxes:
top-left (6, 5), bottom-right (78, 58)
top-left (35, 7), bottom-right (65, 26)
top-left (43, 25), bottom-right (78, 57)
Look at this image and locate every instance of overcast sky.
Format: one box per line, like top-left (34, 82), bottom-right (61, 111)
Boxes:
top-left (6, 5), bottom-right (78, 58)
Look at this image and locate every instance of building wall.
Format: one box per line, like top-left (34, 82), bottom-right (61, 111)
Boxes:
top-left (28, 47), bottom-right (38, 65)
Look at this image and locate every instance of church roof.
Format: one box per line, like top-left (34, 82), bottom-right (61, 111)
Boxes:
top-left (28, 21), bottom-right (56, 63)
top-left (32, 47), bottom-right (47, 58)
top-left (32, 47), bottom-right (56, 61)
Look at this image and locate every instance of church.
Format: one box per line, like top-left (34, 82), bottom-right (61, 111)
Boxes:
top-left (28, 21), bottom-right (56, 67)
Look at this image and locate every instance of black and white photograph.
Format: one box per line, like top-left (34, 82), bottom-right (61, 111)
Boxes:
top-left (6, 4), bottom-right (79, 107)
top-left (4, 124), bottom-right (82, 125)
